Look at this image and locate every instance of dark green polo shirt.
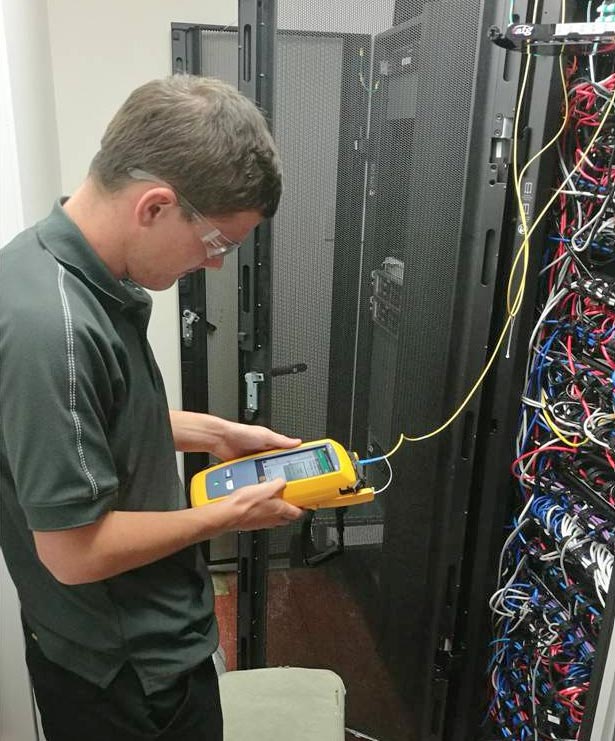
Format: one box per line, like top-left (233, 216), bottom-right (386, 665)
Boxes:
top-left (0, 200), bottom-right (218, 694)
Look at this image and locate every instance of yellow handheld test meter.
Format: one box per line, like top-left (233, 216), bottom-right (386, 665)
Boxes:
top-left (190, 439), bottom-right (374, 510)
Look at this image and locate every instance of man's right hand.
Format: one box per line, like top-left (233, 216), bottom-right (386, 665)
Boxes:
top-left (217, 478), bottom-right (303, 531)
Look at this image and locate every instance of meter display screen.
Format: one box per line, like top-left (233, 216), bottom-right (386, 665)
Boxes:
top-left (256, 446), bottom-right (335, 482)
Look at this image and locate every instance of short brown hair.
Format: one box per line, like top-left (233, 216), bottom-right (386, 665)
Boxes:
top-left (89, 76), bottom-right (281, 218)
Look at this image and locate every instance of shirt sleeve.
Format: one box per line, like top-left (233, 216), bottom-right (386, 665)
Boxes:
top-left (0, 269), bottom-right (122, 530)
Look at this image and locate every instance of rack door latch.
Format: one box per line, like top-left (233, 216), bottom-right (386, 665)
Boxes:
top-left (244, 371), bottom-right (265, 417)
top-left (244, 363), bottom-right (307, 420)
top-left (181, 309), bottom-right (200, 347)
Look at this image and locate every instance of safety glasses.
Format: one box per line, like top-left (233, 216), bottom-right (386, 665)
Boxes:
top-left (127, 168), bottom-right (242, 258)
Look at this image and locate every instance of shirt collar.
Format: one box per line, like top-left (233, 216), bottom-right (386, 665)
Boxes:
top-left (36, 199), bottom-right (151, 312)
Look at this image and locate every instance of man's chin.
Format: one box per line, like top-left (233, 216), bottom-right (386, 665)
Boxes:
top-left (141, 278), bottom-right (177, 291)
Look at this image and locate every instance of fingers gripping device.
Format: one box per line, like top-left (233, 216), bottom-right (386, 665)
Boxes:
top-left (190, 439), bottom-right (374, 510)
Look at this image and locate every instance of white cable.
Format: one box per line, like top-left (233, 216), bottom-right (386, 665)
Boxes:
top-left (527, 288), bottom-right (568, 352)
top-left (491, 555), bottom-right (529, 619)
top-left (548, 401), bottom-right (584, 433)
top-left (558, 188), bottom-right (608, 199)
top-left (515, 438), bottom-right (561, 489)
top-left (373, 455), bottom-right (393, 495)
top-left (539, 250), bottom-right (572, 276)
top-left (345, 729), bottom-right (381, 741)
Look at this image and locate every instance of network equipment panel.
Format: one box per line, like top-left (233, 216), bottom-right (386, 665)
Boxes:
top-left (486, 6), bottom-right (615, 738)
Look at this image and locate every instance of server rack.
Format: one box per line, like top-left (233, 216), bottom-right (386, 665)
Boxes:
top-left (452, 4), bottom-right (615, 739)
top-left (172, 11), bottom-right (374, 670)
top-left (357, 0), bottom-right (546, 735)
top-left (443, 1), bottom-right (578, 735)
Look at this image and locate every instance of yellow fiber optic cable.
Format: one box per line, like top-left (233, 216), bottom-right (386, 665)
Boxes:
top-left (541, 392), bottom-right (588, 448)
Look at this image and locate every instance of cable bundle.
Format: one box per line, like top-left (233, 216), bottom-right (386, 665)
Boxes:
top-left (489, 26), bottom-right (615, 740)
top-left (489, 562), bottom-right (594, 740)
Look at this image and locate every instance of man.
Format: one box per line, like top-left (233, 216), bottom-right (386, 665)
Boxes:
top-left (0, 75), bottom-right (303, 741)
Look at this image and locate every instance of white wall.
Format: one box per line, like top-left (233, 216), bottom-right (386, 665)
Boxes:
top-left (45, 0), bottom-right (239, 411)
top-left (2, 0), bottom-right (61, 226)
top-left (1, 0), bottom-right (61, 737)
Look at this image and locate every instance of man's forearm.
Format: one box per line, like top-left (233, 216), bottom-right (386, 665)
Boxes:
top-left (34, 506), bottom-right (231, 585)
top-left (169, 409), bottom-right (301, 461)
top-left (33, 478), bottom-right (303, 585)
top-left (169, 410), bottom-right (228, 453)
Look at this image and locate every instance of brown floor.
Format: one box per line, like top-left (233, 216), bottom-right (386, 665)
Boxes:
top-left (213, 556), bottom-right (413, 741)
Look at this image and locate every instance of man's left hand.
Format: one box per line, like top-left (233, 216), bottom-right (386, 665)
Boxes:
top-left (213, 420), bottom-right (301, 461)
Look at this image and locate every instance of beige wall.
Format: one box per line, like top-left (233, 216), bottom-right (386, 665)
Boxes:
top-left (45, 0), bottom-right (238, 411)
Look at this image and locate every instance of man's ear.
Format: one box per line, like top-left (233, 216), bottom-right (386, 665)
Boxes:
top-left (134, 187), bottom-right (177, 226)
